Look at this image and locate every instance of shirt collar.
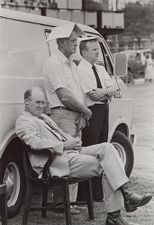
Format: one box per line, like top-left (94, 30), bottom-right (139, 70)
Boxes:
top-left (81, 58), bottom-right (94, 70)
top-left (56, 49), bottom-right (72, 65)
top-left (22, 111), bottom-right (43, 119)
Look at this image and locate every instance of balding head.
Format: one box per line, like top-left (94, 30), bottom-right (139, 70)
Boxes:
top-left (24, 86), bottom-right (45, 117)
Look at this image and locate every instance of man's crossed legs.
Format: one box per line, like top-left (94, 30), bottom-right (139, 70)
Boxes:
top-left (64, 142), bottom-right (152, 225)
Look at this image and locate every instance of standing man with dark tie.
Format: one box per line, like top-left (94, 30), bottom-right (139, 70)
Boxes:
top-left (77, 37), bottom-right (116, 201)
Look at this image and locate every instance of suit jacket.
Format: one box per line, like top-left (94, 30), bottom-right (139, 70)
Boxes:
top-left (15, 111), bottom-right (72, 177)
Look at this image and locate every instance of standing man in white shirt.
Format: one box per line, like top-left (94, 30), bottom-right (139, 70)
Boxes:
top-left (77, 37), bottom-right (116, 202)
top-left (43, 24), bottom-right (92, 212)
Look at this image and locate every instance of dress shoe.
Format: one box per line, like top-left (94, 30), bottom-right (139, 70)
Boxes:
top-left (121, 182), bottom-right (152, 212)
top-left (106, 211), bottom-right (139, 225)
top-left (70, 206), bottom-right (81, 214)
top-left (73, 205), bottom-right (87, 210)
top-left (124, 193), bottom-right (152, 212)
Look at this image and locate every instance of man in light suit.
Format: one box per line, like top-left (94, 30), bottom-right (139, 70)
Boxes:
top-left (15, 86), bottom-right (152, 225)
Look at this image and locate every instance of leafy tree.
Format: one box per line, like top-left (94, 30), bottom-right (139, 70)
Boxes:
top-left (122, 1), bottom-right (154, 47)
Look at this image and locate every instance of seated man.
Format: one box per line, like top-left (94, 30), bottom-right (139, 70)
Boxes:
top-left (15, 86), bottom-right (152, 225)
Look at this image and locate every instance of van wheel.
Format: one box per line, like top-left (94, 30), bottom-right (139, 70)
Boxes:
top-left (0, 156), bottom-right (24, 218)
top-left (111, 131), bottom-right (134, 177)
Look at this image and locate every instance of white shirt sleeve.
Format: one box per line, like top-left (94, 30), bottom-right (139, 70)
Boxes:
top-left (43, 58), bottom-right (67, 91)
top-left (97, 65), bottom-right (113, 88)
top-left (78, 68), bottom-right (95, 94)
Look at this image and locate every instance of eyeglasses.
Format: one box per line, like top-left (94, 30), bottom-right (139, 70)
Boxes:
top-left (27, 99), bottom-right (46, 107)
top-left (35, 100), bottom-right (46, 106)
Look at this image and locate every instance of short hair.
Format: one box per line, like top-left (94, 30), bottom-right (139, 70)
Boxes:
top-left (56, 38), bottom-right (66, 47)
top-left (24, 88), bottom-right (32, 100)
top-left (79, 39), bottom-right (97, 56)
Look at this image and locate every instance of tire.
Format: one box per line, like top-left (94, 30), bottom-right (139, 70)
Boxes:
top-left (111, 131), bottom-right (134, 177)
top-left (0, 155), bottom-right (24, 218)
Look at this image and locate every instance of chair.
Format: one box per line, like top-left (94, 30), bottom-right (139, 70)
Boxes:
top-left (0, 184), bottom-right (7, 225)
top-left (21, 142), bottom-right (94, 225)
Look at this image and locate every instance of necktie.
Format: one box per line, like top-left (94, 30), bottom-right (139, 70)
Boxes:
top-left (92, 65), bottom-right (102, 88)
top-left (92, 65), bottom-right (108, 104)
top-left (38, 116), bottom-right (67, 141)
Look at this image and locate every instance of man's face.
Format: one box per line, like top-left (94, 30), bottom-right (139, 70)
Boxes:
top-left (83, 41), bottom-right (99, 64)
top-left (25, 89), bottom-right (45, 117)
top-left (62, 31), bottom-right (78, 56)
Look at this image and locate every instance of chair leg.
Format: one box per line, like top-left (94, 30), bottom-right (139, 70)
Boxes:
top-left (63, 181), bottom-right (72, 225)
top-left (22, 181), bottom-right (33, 225)
top-left (0, 184), bottom-right (7, 225)
top-left (41, 180), bottom-right (48, 217)
top-left (86, 178), bottom-right (94, 220)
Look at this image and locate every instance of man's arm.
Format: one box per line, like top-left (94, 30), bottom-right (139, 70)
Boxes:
top-left (88, 66), bottom-right (116, 101)
top-left (43, 60), bottom-right (92, 124)
top-left (56, 87), bottom-right (92, 122)
top-left (15, 116), bottom-right (64, 154)
top-left (64, 137), bottom-right (82, 151)
top-left (88, 85), bottom-right (116, 102)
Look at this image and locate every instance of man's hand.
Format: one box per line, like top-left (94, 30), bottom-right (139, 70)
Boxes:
top-left (107, 89), bottom-right (116, 97)
top-left (83, 108), bottom-right (92, 122)
top-left (48, 148), bottom-right (62, 156)
top-left (76, 114), bottom-right (87, 130)
top-left (88, 89), bottom-right (107, 101)
top-left (64, 137), bottom-right (82, 151)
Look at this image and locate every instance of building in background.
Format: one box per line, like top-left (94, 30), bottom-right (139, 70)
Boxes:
top-left (0, 0), bottom-right (126, 50)
top-left (0, 0), bottom-right (125, 40)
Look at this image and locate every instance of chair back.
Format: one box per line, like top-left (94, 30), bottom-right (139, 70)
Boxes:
top-left (22, 142), bottom-right (38, 179)
top-left (21, 142), bottom-right (55, 180)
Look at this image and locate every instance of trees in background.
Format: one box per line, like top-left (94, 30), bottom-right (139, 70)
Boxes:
top-left (119, 1), bottom-right (154, 49)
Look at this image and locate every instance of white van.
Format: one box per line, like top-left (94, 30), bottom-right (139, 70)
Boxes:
top-left (0, 8), bottom-right (134, 218)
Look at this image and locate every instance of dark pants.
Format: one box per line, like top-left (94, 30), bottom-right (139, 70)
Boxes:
top-left (77, 103), bottom-right (109, 201)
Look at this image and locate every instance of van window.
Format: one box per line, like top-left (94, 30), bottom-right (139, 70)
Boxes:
top-left (0, 18), bottom-right (48, 77)
top-left (100, 42), bottom-right (113, 75)
top-left (45, 29), bottom-right (58, 56)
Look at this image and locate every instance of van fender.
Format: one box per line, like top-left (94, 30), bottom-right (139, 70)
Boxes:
top-left (108, 117), bottom-right (129, 142)
top-left (108, 117), bottom-right (134, 176)
top-left (0, 129), bottom-right (17, 158)
top-left (0, 130), bottom-right (25, 218)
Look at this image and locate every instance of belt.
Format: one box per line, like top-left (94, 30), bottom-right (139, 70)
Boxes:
top-left (50, 106), bottom-right (76, 112)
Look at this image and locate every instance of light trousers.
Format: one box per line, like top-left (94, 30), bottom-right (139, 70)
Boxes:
top-left (65, 142), bottom-right (129, 212)
top-left (50, 108), bottom-right (81, 202)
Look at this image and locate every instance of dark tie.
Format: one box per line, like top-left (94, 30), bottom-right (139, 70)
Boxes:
top-left (39, 116), bottom-right (67, 141)
top-left (92, 65), bottom-right (102, 88)
top-left (92, 65), bottom-right (108, 104)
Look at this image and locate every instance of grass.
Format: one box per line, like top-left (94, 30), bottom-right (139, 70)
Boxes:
top-left (7, 175), bottom-right (154, 225)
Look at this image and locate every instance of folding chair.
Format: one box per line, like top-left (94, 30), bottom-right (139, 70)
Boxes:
top-left (21, 141), bottom-right (94, 225)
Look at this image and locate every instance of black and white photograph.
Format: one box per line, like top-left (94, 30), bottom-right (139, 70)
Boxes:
top-left (0, 0), bottom-right (154, 224)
